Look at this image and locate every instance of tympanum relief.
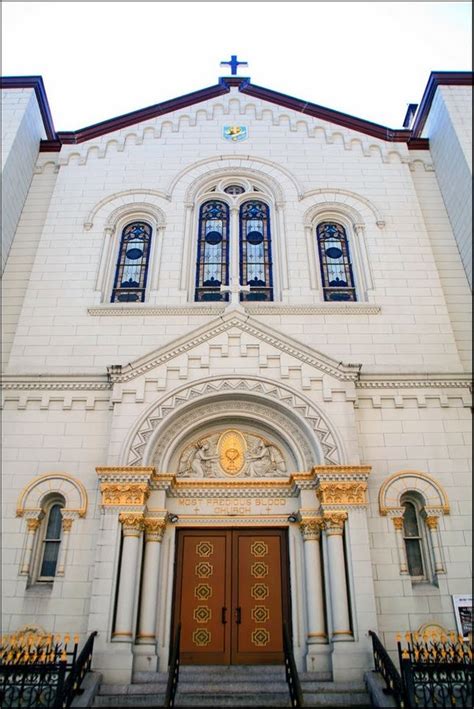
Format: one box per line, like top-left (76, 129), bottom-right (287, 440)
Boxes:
top-left (177, 430), bottom-right (287, 478)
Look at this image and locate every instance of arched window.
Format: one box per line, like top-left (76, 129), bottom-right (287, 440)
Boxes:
top-left (38, 499), bottom-right (64, 581)
top-left (401, 493), bottom-right (431, 581)
top-left (111, 222), bottom-right (152, 302)
top-left (317, 222), bottom-right (356, 301)
top-left (195, 200), bottom-right (229, 301)
top-left (239, 200), bottom-right (273, 301)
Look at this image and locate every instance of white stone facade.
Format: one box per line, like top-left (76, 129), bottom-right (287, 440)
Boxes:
top-left (1, 72), bottom-right (471, 683)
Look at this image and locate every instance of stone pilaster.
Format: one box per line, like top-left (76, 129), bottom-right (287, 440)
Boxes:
top-left (322, 512), bottom-right (352, 641)
top-left (300, 518), bottom-right (327, 645)
top-left (113, 513), bottom-right (145, 641)
top-left (136, 518), bottom-right (167, 643)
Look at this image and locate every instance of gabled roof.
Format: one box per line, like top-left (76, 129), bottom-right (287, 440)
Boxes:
top-left (1, 71), bottom-right (472, 153)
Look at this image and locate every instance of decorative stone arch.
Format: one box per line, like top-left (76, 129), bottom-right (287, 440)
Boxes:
top-left (302, 191), bottom-right (379, 298)
top-left (184, 166), bottom-right (286, 205)
top-left (378, 470), bottom-right (450, 517)
top-left (16, 473), bottom-right (88, 579)
top-left (379, 470), bottom-right (450, 578)
top-left (84, 191), bottom-right (169, 300)
top-left (122, 376), bottom-right (346, 469)
top-left (16, 472), bottom-right (88, 518)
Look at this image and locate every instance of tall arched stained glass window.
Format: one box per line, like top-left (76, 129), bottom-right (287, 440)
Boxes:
top-left (195, 200), bottom-right (229, 301)
top-left (39, 502), bottom-right (63, 579)
top-left (239, 200), bottom-right (273, 301)
top-left (317, 222), bottom-right (356, 301)
top-left (111, 222), bottom-right (152, 302)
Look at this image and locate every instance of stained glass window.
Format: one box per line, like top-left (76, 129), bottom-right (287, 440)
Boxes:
top-left (111, 222), bottom-right (152, 303)
top-left (239, 201), bottom-right (273, 301)
top-left (402, 501), bottom-right (425, 577)
top-left (317, 222), bottom-right (356, 302)
top-left (195, 201), bottom-right (229, 301)
top-left (39, 503), bottom-right (63, 578)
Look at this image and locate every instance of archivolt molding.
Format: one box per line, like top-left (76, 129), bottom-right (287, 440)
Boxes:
top-left (378, 470), bottom-right (450, 516)
top-left (124, 377), bottom-right (344, 468)
top-left (16, 473), bottom-right (88, 518)
top-left (301, 189), bottom-right (384, 228)
top-left (183, 166), bottom-right (286, 204)
top-left (84, 189), bottom-right (170, 230)
top-left (104, 202), bottom-right (166, 231)
top-left (167, 155), bottom-right (302, 201)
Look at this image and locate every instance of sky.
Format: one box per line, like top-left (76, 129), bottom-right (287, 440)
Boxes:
top-left (1, 1), bottom-right (472, 131)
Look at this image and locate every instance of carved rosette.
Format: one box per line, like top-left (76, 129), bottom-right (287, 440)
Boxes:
top-left (100, 483), bottom-right (150, 507)
top-left (119, 513), bottom-right (145, 537)
top-left (322, 512), bottom-right (348, 536)
top-left (144, 518), bottom-right (166, 542)
top-left (300, 518), bottom-right (323, 541)
top-left (317, 482), bottom-right (368, 507)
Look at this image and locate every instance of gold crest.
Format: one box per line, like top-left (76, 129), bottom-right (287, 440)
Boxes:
top-left (218, 430), bottom-right (246, 475)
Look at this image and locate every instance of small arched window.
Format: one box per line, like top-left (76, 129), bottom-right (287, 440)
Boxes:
top-left (239, 200), bottom-right (273, 301)
top-left (317, 222), bottom-right (356, 301)
top-left (195, 200), bottom-right (229, 301)
top-left (111, 222), bottom-right (152, 302)
top-left (401, 493), bottom-right (432, 581)
top-left (38, 500), bottom-right (64, 581)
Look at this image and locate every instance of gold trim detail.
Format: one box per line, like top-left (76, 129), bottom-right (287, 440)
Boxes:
top-left (144, 519), bottom-right (166, 541)
top-left (26, 519), bottom-right (41, 532)
top-left (317, 482), bottom-right (367, 506)
top-left (378, 470), bottom-right (450, 515)
top-left (101, 483), bottom-right (149, 507)
top-left (62, 519), bottom-right (73, 532)
top-left (96, 466), bottom-right (155, 476)
top-left (300, 518), bottom-right (323, 540)
top-left (392, 517), bottom-right (404, 530)
top-left (218, 429), bottom-right (246, 475)
top-left (16, 472), bottom-right (88, 518)
top-left (322, 511), bottom-right (348, 533)
top-left (119, 512), bottom-right (145, 532)
top-left (333, 630), bottom-right (353, 636)
top-left (425, 516), bottom-right (439, 530)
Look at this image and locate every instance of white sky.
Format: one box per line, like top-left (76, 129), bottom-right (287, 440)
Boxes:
top-left (2, 1), bottom-right (472, 131)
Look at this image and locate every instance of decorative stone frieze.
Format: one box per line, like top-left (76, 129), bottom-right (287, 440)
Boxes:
top-left (317, 482), bottom-right (368, 506)
top-left (100, 483), bottom-right (150, 507)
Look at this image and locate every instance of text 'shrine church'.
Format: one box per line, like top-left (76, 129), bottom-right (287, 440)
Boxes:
top-left (1, 61), bottom-right (472, 686)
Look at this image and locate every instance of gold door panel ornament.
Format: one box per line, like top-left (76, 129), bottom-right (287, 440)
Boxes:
top-left (195, 562), bottom-right (214, 578)
top-left (192, 628), bottom-right (212, 647)
top-left (250, 541), bottom-right (269, 557)
top-left (194, 584), bottom-right (213, 600)
top-left (251, 583), bottom-right (270, 600)
top-left (196, 541), bottom-right (214, 557)
top-left (251, 562), bottom-right (269, 578)
top-left (251, 606), bottom-right (270, 623)
top-left (251, 628), bottom-right (271, 647)
top-left (193, 606), bottom-right (212, 623)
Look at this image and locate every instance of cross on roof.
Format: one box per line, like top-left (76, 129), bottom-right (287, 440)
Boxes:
top-left (220, 55), bottom-right (248, 76)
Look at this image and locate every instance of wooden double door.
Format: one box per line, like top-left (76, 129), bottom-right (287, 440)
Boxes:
top-left (173, 529), bottom-right (290, 664)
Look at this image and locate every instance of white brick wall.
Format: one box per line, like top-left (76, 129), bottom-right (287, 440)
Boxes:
top-left (1, 88), bottom-right (46, 272)
top-left (423, 86), bottom-right (472, 287)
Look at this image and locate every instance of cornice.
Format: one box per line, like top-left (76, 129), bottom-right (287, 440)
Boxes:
top-left (245, 304), bottom-right (381, 316)
top-left (87, 303), bottom-right (381, 317)
top-left (88, 305), bottom-right (226, 317)
top-left (411, 71), bottom-right (472, 138)
top-left (1, 75), bottom-right (56, 140)
top-left (356, 374), bottom-right (472, 390)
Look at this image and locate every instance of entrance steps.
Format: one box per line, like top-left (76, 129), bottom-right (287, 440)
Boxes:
top-left (93, 665), bottom-right (370, 707)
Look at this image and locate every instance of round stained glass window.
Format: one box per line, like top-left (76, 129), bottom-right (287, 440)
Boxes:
top-left (247, 230), bottom-right (264, 245)
top-left (125, 248), bottom-right (144, 260)
top-left (325, 247), bottom-right (343, 259)
top-left (224, 185), bottom-right (245, 195)
top-left (205, 231), bottom-right (223, 245)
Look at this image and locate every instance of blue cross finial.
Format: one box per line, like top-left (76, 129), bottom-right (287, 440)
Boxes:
top-left (220, 55), bottom-right (248, 76)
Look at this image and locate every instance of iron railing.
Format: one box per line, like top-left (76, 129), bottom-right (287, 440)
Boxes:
top-left (283, 622), bottom-right (304, 707)
top-left (164, 623), bottom-right (181, 708)
top-left (369, 630), bottom-right (405, 707)
top-left (0, 631), bottom-right (97, 709)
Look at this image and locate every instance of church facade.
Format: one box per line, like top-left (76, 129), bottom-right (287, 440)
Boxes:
top-left (1, 67), bottom-right (472, 684)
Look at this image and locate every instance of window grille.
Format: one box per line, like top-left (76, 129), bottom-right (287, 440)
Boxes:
top-left (111, 222), bottom-right (152, 303)
top-left (239, 201), bottom-right (273, 301)
top-left (195, 201), bottom-right (229, 301)
top-left (317, 222), bottom-right (356, 301)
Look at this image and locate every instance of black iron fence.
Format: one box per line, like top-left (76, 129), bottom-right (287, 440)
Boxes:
top-left (164, 624), bottom-right (181, 708)
top-left (369, 630), bottom-right (472, 708)
top-left (0, 631), bottom-right (97, 708)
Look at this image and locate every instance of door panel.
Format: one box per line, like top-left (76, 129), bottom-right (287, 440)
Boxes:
top-left (177, 531), bottom-right (232, 664)
top-left (173, 529), bottom-right (288, 665)
top-left (233, 531), bottom-right (284, 663)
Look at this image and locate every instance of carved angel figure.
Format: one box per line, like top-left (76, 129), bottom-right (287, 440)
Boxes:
top-left (245, 441), bottom-right (287, 477)
top-left (178, 438), bottom-right (218, 477)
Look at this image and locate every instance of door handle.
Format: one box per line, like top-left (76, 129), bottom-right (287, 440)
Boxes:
top-left (235, 607), bottom-right (242, 625)
top-left (221, 607), bottom-right (227, 624)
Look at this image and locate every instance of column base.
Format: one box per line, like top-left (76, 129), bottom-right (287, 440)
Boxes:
top-left (331, 631), bottom-right (353, 642)
top-left (305, 642), bottom-right (332, 677)
top-left (93, 646), bottom-right (134, 684)
top-left (133, 642), bottom-right (159, 673)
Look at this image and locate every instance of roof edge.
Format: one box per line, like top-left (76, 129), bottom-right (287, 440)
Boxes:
top-left (411, 71), bottom-right (473, 137)
top-left (1, 75), bottom-right (56, 140)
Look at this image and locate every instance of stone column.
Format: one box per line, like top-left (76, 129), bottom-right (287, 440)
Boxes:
top-left (136, 519), bottom-right (166, 643)
top-left (113, 513), bottom-right (144, 641)
top-left (300, 518), bottom-right (326, 644)
top-left (392, 517), bottom-right (409, 574)
top-left (20, 517), bottom-right (41, 576)
top-left (56, 516), bottom-right (74, 577)
top-left (323, 512), bottom-right (352, 641)
top-left (425, 516), bottom-right (445, 574)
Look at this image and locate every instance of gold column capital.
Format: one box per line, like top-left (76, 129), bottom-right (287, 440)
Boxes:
top-left (322, 511), bottom-right (348, 535)
top-left (392, 517), bottom-right (404, 531)
top-left (62, 518), bottom-right (74, 532)
top-left (300, 518), bottom-right (323, 541)
top-left (119, 512), bottom-right (145, 536)
top-left (144, 518), bottom-right (166, 542)
top-left (26, 519), bottom-right (41, 533)
top-left (425, 515), bottom-right (439, 530)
